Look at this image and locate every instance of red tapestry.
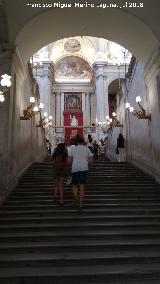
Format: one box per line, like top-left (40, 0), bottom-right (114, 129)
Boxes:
top-left (63, 111), bottom-right (83, 142)
top-left (65, 127), bottom-right (83, 142)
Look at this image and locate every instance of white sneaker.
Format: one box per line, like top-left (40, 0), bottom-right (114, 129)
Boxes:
top-left (66, 176), bottom-right (72, 185)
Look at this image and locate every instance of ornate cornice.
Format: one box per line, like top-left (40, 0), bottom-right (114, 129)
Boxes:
top-left (52, 83), bottom-right (94, 93)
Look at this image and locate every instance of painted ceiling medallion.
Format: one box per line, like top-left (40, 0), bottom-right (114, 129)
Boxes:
top-left (64, 39), bottom-right (81, 53)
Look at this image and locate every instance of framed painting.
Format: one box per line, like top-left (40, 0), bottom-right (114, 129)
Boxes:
top-left (64, 93), bottom-right (82, 111)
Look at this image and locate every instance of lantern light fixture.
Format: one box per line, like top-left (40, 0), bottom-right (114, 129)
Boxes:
top-left (0, 74), bottom-right (11, 87)
top-left (0, 74), bottom-right (12, 103)
top-left (33, 106), bottom-right (39, 112)
top-left (39, 103), bottom-right (44, 109)
top-left (30, 97), bottom-right (35, 103)
top-left (126, 96), bottom-right (151, 120)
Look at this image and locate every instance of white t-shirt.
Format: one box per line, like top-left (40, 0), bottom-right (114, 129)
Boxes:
top-left (67, 145), bottom-right (75, 156)
top-left (70, 145), bottom-right (93, 173)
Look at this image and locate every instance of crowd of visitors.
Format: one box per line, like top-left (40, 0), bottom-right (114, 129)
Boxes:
top-left (51, 133), bottom-right (125, 209)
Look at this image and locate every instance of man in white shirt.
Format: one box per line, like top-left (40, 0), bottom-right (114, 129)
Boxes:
top-left (65, 140), bottom-right (75, 185)
top-left (69, 137), bottom-right (93, 209)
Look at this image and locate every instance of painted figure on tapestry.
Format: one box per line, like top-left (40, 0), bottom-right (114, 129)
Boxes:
top-left (65, 94), bottom-right (81, 111)
top-left (70, 115), bottom-right (78, 127)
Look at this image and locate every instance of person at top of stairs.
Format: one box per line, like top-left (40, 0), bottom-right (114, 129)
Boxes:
top-left (117, 133), bottom-right (125, 162)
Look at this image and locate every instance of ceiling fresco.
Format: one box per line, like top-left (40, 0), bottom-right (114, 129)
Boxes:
top-left (55, 56), bottom-right (93, 80)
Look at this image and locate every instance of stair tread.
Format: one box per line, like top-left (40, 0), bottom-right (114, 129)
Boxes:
top-left (1, 250), bottom-right (160, 262)
top-left (1, 239), bottom-right (160, 248)
top-left (1, 263), bottom-right (160, 278)
top-left (1, 229), bottom-right (160, 238)
top-left (1, 221), bottom-right (160, 229)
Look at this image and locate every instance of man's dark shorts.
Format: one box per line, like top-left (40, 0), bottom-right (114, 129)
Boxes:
top-left (72, 171), bottom-right (88, 185)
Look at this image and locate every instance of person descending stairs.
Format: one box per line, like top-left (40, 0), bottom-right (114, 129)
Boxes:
top-left (0, 161), bottom-right (160, 283)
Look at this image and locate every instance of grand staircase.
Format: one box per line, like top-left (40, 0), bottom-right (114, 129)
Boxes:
top-left (0, 161), bottom-right (160, 284)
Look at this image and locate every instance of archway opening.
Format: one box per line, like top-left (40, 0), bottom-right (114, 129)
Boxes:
top-left (15, 7), bottom-right (158, 66)
top-left (28, 36), bottom-right (131, 145)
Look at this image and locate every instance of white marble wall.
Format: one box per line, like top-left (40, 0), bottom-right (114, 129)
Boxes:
top-left (0, 49), bottom-right (46, 204)
top-left (115, 49), bottom-right (160, 182)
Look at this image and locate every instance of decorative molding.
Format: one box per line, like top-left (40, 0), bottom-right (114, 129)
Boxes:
top-left (52, 83), bottom-right (94, 93)
top-left (144, 46), bottom-right (160, 82)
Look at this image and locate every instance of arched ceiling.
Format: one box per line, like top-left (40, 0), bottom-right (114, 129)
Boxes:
top-left (0, 2), bottom-right (9, 45)
top-left (108, 79), bottom-right (124, 94)
top-left (2, 0), bottom-right (160, 66)
top-left (36, 37), bottom-right (131, 66)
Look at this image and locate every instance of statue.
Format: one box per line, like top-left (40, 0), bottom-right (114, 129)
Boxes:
top-left (70, 115), bottom-right (78, 127)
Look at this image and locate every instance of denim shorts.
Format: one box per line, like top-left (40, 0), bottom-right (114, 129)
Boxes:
top-left (72, 171), bottom-right (88, 185)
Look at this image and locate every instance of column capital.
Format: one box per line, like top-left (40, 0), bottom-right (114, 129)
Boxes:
top-left (92, 62), bottom-right (108, 80)
top-left (85, 92), bottom-right (92, 95)
top-left (92, 61), bottom-right (108, 69)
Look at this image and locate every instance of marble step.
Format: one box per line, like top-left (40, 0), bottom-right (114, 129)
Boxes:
top-left (1, 262), bottom-right (160, 283)
top-left (1, 228), bottom-right (160, 240)
top-left (1, 214), bottom-right (160, 222)
top-left (1, 208), bottom-right (160, 217)
top-left (0, 232), bottom-right (160, 244)
top-left (2, 204), bottom-right (160, 210)
top-left (1, 241), bottom-right (160, 254)
top-left (1, 222), bottom-right (160, 233)
top-left (5, 198), bottom-right (160, 204)
top-left (1, 251), bottom-right (160, 268)
top-left (8, 196), bottom-right (160, 201)
top-left (12, 188), bottom-right (160, 194)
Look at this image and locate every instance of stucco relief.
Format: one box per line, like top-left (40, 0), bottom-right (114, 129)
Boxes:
top-left (64, 38), bottom-right (81, 53)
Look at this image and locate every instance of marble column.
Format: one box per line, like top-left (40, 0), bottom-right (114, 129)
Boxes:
top-left (95, 66), bottom-right (105, 122)
top-left (85, 92), bottom-right (90, 126)
top-left (94, 63), bottom-right (109, 122)
top-left (60, 92), bottom-right (64, 127)
top-left (37, 67), bottom-right (50, 116)
top-left (51, 93), bottom-right (56, 126)
top-left (56, 92), bottom-right (61, 127)
top-left (82, 92), bottom-right (86, 126)
top-left (49, 92), bottom-right (56, 146)
top-left (104, 78), bottom-right (109, 118)
top-left (90, 92), bottom-right (95, 124)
